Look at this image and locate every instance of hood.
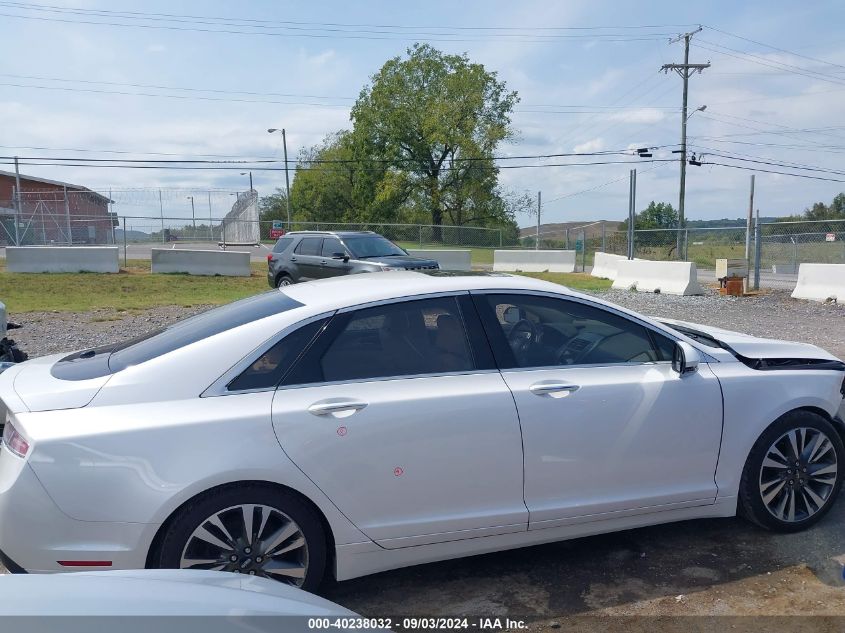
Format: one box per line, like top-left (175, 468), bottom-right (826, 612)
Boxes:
top-left (0, 569), bottom-right (358, 616)
top-left (355, 255), bottom-right (439, 269)
top-left (10, 353), bottom-right (111, 412)
top-left (657, 317), bottom-right (843, 365)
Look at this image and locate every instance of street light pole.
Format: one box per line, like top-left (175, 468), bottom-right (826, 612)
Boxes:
top-left (268, 128), bottom-right (292, 229)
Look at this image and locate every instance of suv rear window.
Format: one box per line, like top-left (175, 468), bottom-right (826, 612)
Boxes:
top-left (51, 292), bottom-right (304, 380)
top-left (273, 237), bottom-right (294, 253)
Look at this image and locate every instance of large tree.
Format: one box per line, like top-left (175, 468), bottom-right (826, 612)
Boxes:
top-left (350, 44), bottom-right (519, 237)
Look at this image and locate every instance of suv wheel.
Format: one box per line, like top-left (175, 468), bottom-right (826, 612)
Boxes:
top-left (276, 273), bottom-right (293, 288)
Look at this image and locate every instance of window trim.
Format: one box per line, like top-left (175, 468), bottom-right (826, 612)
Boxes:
top-left (202, 310), bottom-right (336, 397)
top-left (470, 289), bottom-right (678, 371)
top-left (279, 292), bottom-right (493, 389)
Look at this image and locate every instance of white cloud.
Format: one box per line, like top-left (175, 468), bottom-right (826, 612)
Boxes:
top-left (147, 44), bottom-right (166, 54)
top-left (573, 138), bottom-right (604, 153)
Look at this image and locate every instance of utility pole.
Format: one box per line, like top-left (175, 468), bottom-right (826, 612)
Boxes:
top-left (536, 191), bottom-right (541, 250)
top-left (627, 169), bottom-right (637, 259)
top-left (158, 190), bottom-right (165, 243)
top-left (744, 175), bottom-right (755, 292)
top-left (661, 26), bottom-right (709, 261)
top-left (13, 156), bottom-right (22, 246)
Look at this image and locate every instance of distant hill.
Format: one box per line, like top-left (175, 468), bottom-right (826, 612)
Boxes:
top-left (519, 221), bottom-right (621, 240)
top-left (114, 228), bottom-right (150, 241)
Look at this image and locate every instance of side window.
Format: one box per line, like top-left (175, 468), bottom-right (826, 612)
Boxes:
top-left (321, 237), bottom-right (345, 257)
top-left (477, 294), bottom-right (667, 369)
top-left (283, 297), bottom-right (474, 385)
top-left (227, 318), bottom-right (328, 391)
top-left (273, 237), bottom-right (294, 253)
top-left (295, 237), bottom-right (322, 256)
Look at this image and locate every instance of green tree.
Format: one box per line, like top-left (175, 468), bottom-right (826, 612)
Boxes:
top-left (350, 43), bottom-right (519, 238)
top-left (619, 201), bottom-right (679, 231)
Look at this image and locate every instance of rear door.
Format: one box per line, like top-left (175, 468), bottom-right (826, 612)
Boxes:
top-left (270, 294), bottom-right (527, 547)
top-left (292, 237), bottom-right (324, 281)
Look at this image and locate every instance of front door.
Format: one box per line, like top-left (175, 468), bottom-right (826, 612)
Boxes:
top-left (317, 236), bottom-right (353, 279)
top-left (472, 292), bottom-right (723, 529)
top-left (271, 295), bottom-right (527, 547)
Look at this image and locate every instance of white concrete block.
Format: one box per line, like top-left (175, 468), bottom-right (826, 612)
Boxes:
top-left (151, 248), bottom-right (251, 277)
top-left (612, 260), bottom-right (704, 296)
top-left (771, 263), bottom-right (798, 274)
top-left (591, 252), bottom-right (627, 280)
top-left (6, 246), bottom-right (119, 273)
top-left (493, 250), bottom-right (576, 273)
top-left (791, 263), bottom-right (845, 302)
top-left (407, 249), bottom-right (472, 271)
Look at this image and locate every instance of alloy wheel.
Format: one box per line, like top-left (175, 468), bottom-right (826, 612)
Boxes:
top-left (759, 427), bottom-right (838, 522)
top-left (179, 503), bottom-right (309, 586)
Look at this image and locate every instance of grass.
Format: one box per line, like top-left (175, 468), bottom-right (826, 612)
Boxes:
top-left (516, 272), bottom-right (613, 292)
top-left (0, 259), bottom-right (269, 313)
top-left (0, 257), bottom-right (612, 313)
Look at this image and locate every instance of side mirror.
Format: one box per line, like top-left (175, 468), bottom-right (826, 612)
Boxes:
top-left (672, 341), bottom-right (701, 375)
top-left (332, 252), bottom-right (350, 262)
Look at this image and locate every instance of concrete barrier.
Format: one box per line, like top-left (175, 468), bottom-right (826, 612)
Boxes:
top-left (6, 246), bottom-right (119, 273)
top-left (791, 263), bottom-right (845, 302)
top-left (591, 252), bottom-right (628, 280)
top-left (407, 249), bottom-right (472, 271)
top-left (151, 248), bottom-right (251, 277)
top-left (772, 263), bottom-right (798, 274)
top-left (493, 250), bottom-right (576, 273)
top-left (612, 260), bottom-right (704, 296)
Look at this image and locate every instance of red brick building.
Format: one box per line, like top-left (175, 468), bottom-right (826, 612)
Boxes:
top-left (0, 171), bottom-right (114, 245)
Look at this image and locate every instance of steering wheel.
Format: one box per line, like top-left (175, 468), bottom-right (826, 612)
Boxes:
top-left (507, 319), bottom-right (539, 360)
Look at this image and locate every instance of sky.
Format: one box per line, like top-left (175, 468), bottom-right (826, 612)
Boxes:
top-left (1, 0), bottom-right (844, 227)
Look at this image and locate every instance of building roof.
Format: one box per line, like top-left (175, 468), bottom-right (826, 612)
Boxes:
top-left (0, 170), bottom-right (112, 204)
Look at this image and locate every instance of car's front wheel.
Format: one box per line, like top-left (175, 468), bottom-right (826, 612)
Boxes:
top-left (155, 484), bottom-right (327, 591)
top-left (739, 410), bottom-right (843, 532)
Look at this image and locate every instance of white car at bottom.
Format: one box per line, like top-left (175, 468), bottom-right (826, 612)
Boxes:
top-left (0, 271), bottom-right (843, 591)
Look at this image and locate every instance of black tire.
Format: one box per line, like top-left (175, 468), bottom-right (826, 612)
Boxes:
top-left (739, 410), bottom-right (844, 532)
top-left (155, 483), bottom-right (327, 591)
top-left (275, 273), bottom-right (293, 288)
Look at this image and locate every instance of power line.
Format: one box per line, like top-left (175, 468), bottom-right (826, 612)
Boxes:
top-left (703, 25), bottom-right (845, 73)
top-left (699, 161), bottom-right (845, 183)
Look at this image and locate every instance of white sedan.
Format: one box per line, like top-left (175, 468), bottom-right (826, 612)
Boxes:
top-left (0, 272), bottom-right (843, 591)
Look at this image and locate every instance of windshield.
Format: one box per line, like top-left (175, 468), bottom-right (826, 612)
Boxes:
top-left (344, 235), bottom-right (406, 258)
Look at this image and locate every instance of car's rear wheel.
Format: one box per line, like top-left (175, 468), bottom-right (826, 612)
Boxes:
top-left (276, 273), bottom-right (293, 288)
top-left (156, 484), bottom-right (326, 591)
top-left (739, 410), bottom-right (843, 532)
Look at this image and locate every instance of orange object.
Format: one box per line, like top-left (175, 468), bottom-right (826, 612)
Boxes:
top-left (725, 278), bottom-right (744, 296)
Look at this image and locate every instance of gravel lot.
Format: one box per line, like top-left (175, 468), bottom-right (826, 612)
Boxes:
top-left (3, 287), bottom-right (845, 626)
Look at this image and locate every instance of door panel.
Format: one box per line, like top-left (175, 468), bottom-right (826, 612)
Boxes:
top-left (271, 373), bottom-right (527, 546)
top-left (501, 363), bottom-right (722, 528)
top-left (317, 237), bottom-right (352, 279)
top-left (470, 291), bottom-right (724, 529)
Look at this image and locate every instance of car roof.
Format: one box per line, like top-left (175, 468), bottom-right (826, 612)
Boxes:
top-left (283, 231), bottom-right (378, 237)
top-left (281, 270), bottom-right (580, 312)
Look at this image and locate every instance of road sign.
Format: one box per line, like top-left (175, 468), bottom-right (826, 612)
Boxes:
top-left (826, 233), bottom-right (836, 242)
top-left (575, 239), bottom-right (583, 252)
top-left (270, 220), bottom-right (285, 239)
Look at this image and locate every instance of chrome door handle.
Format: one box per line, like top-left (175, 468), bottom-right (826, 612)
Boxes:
top-left (308, 401), bottom-right (368, 416)
top-left (290, 256), bottom-right (297, 262)
top-left (529, 382), bottom-right (580, 396)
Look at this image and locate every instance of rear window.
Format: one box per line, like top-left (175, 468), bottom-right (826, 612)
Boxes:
top-left (51, 292), bottom-right (304, 380)
top-left (273, 237), bottom-right (294, 253)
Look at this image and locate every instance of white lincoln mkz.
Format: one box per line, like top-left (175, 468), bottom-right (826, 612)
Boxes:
top-left (0, 271), bottom-right (843, 590)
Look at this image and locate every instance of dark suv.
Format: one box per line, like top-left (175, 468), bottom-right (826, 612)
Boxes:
top-left (267, 231), bottom-right (439, 287)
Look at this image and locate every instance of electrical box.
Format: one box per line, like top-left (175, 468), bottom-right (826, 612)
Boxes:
top-left (715, 258), bottom-right (748, 279)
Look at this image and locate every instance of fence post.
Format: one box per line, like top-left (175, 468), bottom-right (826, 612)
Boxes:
top-left (684, 229), bottom-right (689, 261)
top-left (753, 219), bottom-right (761, 291)
top-left (122, 216), bottom-right (127, 268)
top-left (419, 225), bottom-right (423, 247)
top-left (499, 229), bottom-right (502, 248)
top-left (601, 221), bottom-right (606, 252)
top-left (565, 228), bottom-right (569, 250)
top-left (581, 230), bottom-right (586, 272)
